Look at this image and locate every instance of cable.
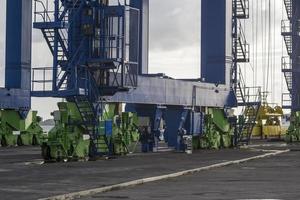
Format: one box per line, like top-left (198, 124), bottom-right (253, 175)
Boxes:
top-left (255, 0), bottom-right (258, 87)
top-left (272, 0), bottom-right (276, 103)
top-left (261, 0), bottom-right (264, 93)
top-left (266, 0), bottom-right (271, 97)
top-left (251, 0), bottom-right (253, 87)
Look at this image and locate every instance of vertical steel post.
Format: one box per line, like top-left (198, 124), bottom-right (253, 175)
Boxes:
top-left (52, 0), bottom-right (59, 91)
top-left (233, 0), bottom-right (238, 93)
top-left (292, 0), bottom-right (300, 111)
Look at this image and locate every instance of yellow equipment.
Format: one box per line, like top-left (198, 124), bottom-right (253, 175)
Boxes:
top-left (251, 104), bottom-right (284, 139)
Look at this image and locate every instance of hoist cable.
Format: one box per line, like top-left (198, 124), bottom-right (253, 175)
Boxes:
top-left (255, 0), bottom-right (259, 87)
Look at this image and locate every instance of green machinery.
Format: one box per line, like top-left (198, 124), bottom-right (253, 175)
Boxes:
top-left (0, 110), bottom-right (43, 146)
top-left (42, 102), bottom-right (139, 161)
top-left (286, 111), bottom-right (300, 143)
top-left (193, 108), bottom-right (234, 150)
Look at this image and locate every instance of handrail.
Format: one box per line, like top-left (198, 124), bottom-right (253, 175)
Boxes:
top-left (234, 0), bottom-right (249, 18)
top-left (34, 0), bottom-right (53, 23)
top-left (32, 65), bottom-right (69, 92)
top-left (59, 0), bottom-right (82, 20)
top-left (283, 0), bottom-right (292, 19)
top-left (237, 21), bottom-right (247, 47)
top-left (234, 20), bottom-right (249, 60)
top-left (282, 56), bottom-right (292, 70)
top-left (281, 20), bottom-right (292, 34)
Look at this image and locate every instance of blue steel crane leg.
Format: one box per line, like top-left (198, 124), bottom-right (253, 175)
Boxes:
top-left (125, 104), bottom-right (166, 147)
top-left (292, 0), bottom-right (300, 111)
top-left (152, 106), bottom-right (166, 149)
top-left (176, 109), bottom-right (190, 151)
top-left (164, 107), bottom-right (190, 148)
top-left (130, 0), bottom-right (149, 75)
top-left (201, 0), bottom-right (229, 85)
top-left (5, 0), bottom-right (32, 90)
top-left (0, 0), bottom-right (32, 110)
top-left (126, 104), bottom-right (192, 149)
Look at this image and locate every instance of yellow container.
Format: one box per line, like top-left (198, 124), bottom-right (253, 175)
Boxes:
top-left (252, 126), bottom-right (262, 137)
top-left (262, 126), bottom-right (281, 137)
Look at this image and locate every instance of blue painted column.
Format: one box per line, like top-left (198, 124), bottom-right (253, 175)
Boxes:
top-left (130, 0), bottom-right (149, 75)
top-left (5, 0), bottom-right (32, 90)
top-left (292, 0), bottom-right (300, 111)
top-left (201, 0), bottom-right (226, 84)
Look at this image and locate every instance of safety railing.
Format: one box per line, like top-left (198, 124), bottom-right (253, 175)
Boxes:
top-left (282, 93), bottom-right (292, 109)
top-left (281, 19), bottom-right (292, 34)
top-left (282, 56), bottom-right (292, 71)
top-left (34, 0), bottom-right (54, 23)
top-left (281, 57), bottom-right (293, 91)
top-left (234, 0), bottom-right (249, 19)
top-left (283, 0), bottom-right (292, 20)
top-left (233, 20), bottom-right (250, 62)
top-left (31, 67), bottom-right (68, 92)
top-left (237, 66), bottom-right (246, 101)
top-left (244, 86), bottom-right (262, 104)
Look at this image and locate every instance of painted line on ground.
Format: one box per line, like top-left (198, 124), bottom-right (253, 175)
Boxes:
top-left (39, 149), bottom-right (290, 200)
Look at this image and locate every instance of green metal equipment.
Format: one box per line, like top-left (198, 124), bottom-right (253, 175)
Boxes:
top-left (100, 104), bottom-right (140, 155)
top-left (42, 102), bottom-right (140, 161)
top-left (286, 111), bottom-right (300, 143)
top-left (0, 110), bottom-right (43, 146)
top-left (194, 108), bottom-right (234, 149)
top-left (42, 102), bottom-right (90, 161)
top-left (110, 112), bottom-right (140, 155)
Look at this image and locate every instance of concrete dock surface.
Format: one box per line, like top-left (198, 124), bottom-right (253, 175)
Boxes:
top-left (0, 142), bottom-right (298, 200)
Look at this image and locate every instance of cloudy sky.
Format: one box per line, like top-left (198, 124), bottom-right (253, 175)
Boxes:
top-left (0, 0), bottom-right (289, 119)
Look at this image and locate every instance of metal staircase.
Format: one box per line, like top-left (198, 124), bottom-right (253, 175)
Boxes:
top-left (232, 0), bottom-right (255, 145)
top-left (281, 20), bottom-right (292, 56)
top-left (235, 68), bottom-right (247, 105)
top-left (281, 57), bottom-right (292, 109)
top-left (233, 0), bottom-right (250, 62)
top-left (281, 0), bottom-right (293, 110)
top-left (40, 29), bottom-right (68, 64)
top-left (282, 93), bottom-right (292, 109)
top-left (235, 70), bottom-right (262, 145)
top-left (233, 21), bottom-right (250, 63)
top-left (282, 57), bottom-right (293, 92)
top-left (33, 0), bottom-right (85, 63)
top-left (33, 0), bottom-right (106, 156)
top-left (73, 95), bottom-right (109, 156)
top-left (32, 0), bottom-right (139, 96)
top-left (283, 0), bottom-right (292, 20)
top-left (72, 68), bottom-right (111, 156)
top-left (32, 0), bottom-right (86, 94)
top-left (232, 0), bottom-right (250, 92)
top-left (238, 105), bottom-right (259, 144)
top-left (234, 0), bottom-right (249, 19)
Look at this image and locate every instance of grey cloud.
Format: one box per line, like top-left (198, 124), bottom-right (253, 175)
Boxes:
top-left (149, 0), bottom-right (200, 52)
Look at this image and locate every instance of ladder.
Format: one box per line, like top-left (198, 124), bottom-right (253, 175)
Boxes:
top-left (235, 70), bottom-right (261, 145)
top-left (281, 20), bottom-right (292, 56)
top-left (74, 95), bottom-right (108, 157)
top-left (40, 29), bottom-right (68, 65)
top-left (238, 105), bottom-right (260, 145)
top-left (233, 21), bottom-right (250, 63)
